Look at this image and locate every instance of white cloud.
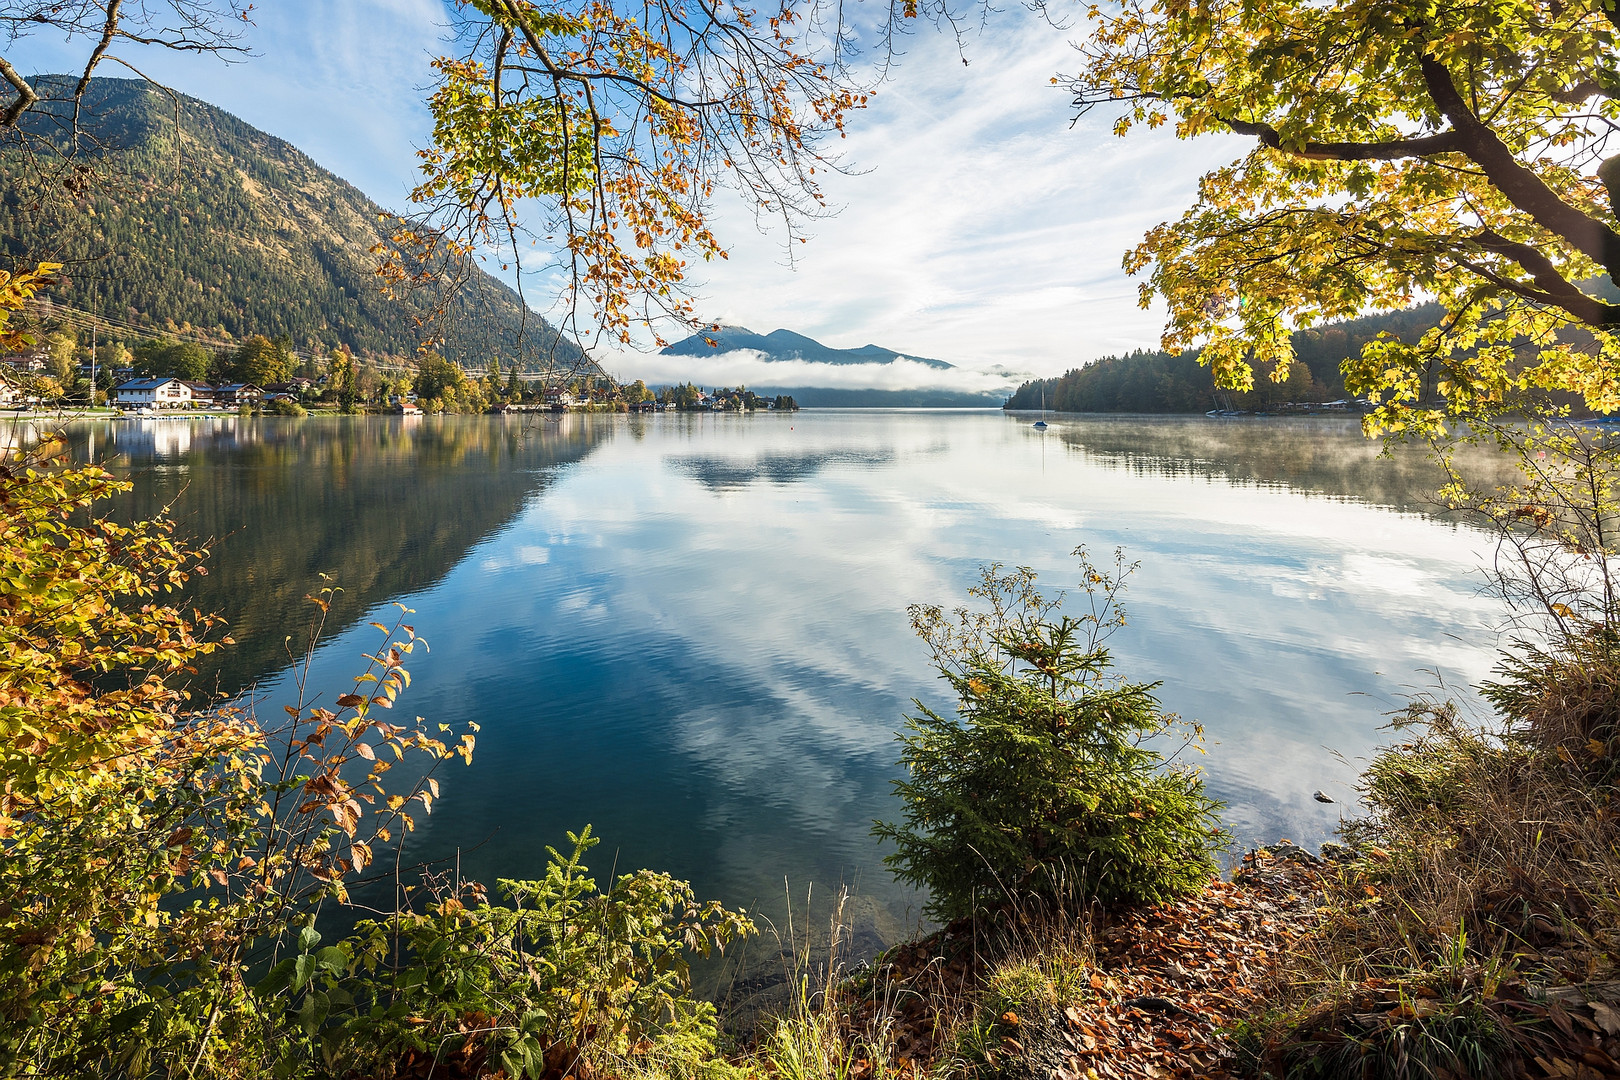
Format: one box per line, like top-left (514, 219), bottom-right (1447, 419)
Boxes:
top-left (603, 349), bottom-right (1025, 391)
top-left (683, 9), bottom-right (1250, 375)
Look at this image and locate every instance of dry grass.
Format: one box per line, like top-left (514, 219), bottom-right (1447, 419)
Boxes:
top-left (731, 887), bottom-right (911, 1080)
top-left (730, 886), bottom-right (1102, 1080)
top-left (738, 635), bottom-right (1620, 1080)
top-left (1244, 633), bottom-right (1620, 1078)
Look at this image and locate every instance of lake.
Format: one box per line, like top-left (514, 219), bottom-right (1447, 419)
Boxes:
top-left (57, 410), bottom-right (1513, 956)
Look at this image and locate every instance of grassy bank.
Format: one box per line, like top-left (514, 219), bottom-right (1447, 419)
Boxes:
top-left (736, 631), bottom-right (1620, 1080)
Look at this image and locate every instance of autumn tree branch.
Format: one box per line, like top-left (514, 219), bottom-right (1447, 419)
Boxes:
top-left (1418, 51), bottom-right (1620, 283)
top-left (1219, 116), bottom-right (1465, 160)
top-left (1471, 228), bottom-right (1620, 325)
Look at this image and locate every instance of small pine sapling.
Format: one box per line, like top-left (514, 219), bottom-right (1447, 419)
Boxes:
top-left (874, 548), bottom-right (1228, 922)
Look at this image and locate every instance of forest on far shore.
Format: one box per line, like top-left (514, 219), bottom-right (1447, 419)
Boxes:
top-left (1004, 305), bottom-right (1444, 413)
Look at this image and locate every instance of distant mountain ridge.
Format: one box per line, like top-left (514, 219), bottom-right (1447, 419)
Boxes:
top-left (1, 76), bottom-right (585, 370)
top-left (662, 325), bottom-right (955, 369)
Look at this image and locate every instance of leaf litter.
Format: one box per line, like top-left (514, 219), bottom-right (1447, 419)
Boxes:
top-left (831, 842), bottom-right (1620, 1079)
top-left (835, 843), bottom-right (1327, 1079)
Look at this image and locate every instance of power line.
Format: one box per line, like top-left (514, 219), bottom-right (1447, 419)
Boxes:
top-left (21, 298), bottom-right (605, 383)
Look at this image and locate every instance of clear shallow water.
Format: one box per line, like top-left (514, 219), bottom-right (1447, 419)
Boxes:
top-left (58, 410), bottom-right (1512, 952)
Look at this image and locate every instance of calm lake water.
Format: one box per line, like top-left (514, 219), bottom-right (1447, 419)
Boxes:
top-left (57, 410), bottom-right (1513, 954)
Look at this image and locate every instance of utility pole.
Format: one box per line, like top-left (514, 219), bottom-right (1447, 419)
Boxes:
top-left (89, 322), bottom-right (96, 409)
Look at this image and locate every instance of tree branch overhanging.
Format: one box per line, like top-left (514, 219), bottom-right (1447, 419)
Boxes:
top-left (1418, 50), bottom-right (1620, 284)
top-left (1220, 116), bottom-right (1465, 160)
top-left (1472, 228), bottom-right (1620, 326)
top-left (75, 0), bottom-right (124, 101)
top-left (0, 57), bottom-right (37, 129)
top-left (0, 0), bottom-right (248, 134)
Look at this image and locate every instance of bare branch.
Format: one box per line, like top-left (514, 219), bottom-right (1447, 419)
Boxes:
top-left (0, 56), bottom-right (37, 129)
top-left (75, 0), bottom-right (124, 100)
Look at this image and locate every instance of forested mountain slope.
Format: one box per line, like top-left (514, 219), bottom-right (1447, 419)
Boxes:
top-left (1005, 306), bottom-right (1444, 412)
top-left (1, 77), bottom-right (585, 370)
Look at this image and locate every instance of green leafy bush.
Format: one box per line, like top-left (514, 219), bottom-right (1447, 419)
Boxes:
top-left (0, 446), bottom-right (751, 1078)
top-left (873, 550), bottom-right (1228, 921)
top-left (270, 828), bottom-right (753, 1080)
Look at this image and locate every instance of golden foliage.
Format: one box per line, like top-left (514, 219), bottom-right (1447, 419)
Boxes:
top-left (1067, 0), bottom-right (1620, 435)
top-left (376, 0), bottom-right (867, 347)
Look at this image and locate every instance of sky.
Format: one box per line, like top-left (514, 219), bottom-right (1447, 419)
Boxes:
top-left (15, 0), bottom-right (1250, 381)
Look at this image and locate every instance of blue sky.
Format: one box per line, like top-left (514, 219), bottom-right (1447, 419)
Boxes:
top-left (15, 0), bottom-right (1247, 378)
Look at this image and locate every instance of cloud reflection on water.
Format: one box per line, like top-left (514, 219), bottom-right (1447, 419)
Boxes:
top-left (222, 411), bottom-right (1506, 946)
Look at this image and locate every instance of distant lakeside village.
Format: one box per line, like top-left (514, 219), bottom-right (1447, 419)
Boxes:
top-left (0, 326), bottom-right (799, 416)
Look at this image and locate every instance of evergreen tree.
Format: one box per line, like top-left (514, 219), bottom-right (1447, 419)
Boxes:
top-left (133, 340), bottom-right (214, 381)
top-left (875, 555), bottom-right (1228, 920)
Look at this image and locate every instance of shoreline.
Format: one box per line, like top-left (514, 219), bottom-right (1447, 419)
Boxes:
top-left (796, 839), bottom-right (1620, 1080)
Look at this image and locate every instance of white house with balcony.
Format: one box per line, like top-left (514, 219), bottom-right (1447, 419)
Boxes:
top-left (113, 377), bottom-right (194, 409)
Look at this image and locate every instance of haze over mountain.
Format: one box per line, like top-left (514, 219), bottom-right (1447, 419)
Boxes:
top-left (652, 324), bottom-right (1013, 406)
top-left (1, 77), bottom-right (585, 370)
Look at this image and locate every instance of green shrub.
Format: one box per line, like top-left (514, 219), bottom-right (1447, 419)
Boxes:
top-left (873, 550), bottom-right (1228, 921)
top-left (268, 398), bottom-right (307, 416)
top-left (277, 828), bottom-right (753, 1080)
top-left (0, 455), bottom-right (751, 1079)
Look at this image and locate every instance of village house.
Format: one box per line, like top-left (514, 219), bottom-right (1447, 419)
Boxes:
top-left (214, 383), bottom-right (264, 406)
top-left (1, 350), bottom-right (48, 373)
top-left (113, 377), bottom-right (194, 409)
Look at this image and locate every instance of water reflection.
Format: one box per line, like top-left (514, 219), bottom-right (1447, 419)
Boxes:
top-left (56, 410), bottom-right (1511, 958)
top-left (1052, 414), bottom-right (1523, 514)
top-left (62, 414), bottom-right (609, 695)
top-left (669, 448), bottom-right (899, 490)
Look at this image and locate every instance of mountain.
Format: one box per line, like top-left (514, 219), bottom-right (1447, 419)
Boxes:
top-left (0, 77), bottom-right (586, 370)
top-left (657, 324), bottom-right (1007, 406)
top-left (662, 325), bottom-right (954, 369)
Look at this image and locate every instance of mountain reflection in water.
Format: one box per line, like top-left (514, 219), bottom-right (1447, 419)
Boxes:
top-left (63, 414), bottom-right (607, 696)
top-left (52, 410), bottom-right (1510, 959)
